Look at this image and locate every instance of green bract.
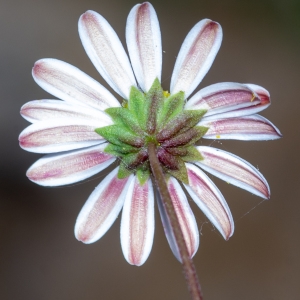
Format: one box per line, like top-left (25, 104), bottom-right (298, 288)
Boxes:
top-left (95, 79), bottom-right (208, 185)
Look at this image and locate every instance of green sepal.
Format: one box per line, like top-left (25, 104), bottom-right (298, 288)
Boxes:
top-left (165, 145), bottom-right (203, 162)
top-left (165, 147), bottom-right (189, 157)
top-left (128, 86), bottom-right (147, 130)
top-left (104, 143), bottom-right (139, 157)
top-left (181, 146), bottom-right (204, 162)
top-left (118, 161), bottom-right (134, 179)
top-left (117, 150), bottom-right (149, 179)
top-left (161, 126), bottom-right (209, 148)
top-left (176, 110), bottom-right (207, 134)
top-left (95, 125), bottom-right (144, 147)
top-left (157, 147), bottom-right (179, 170)
top-left (183, 126), bottom-right (209, 146)
top-left (157, 109), bottom-right (207, 141)
top-left (105, 107), bottom-right (143, 135)
top-left (164, 157), bottom-right (189, 184)
top-left (136, 167), bottom-right (150, 185)
top-left (121, 150), bottom-right (148, 169)
top-left (156, 91), bottom-right (185, 129)
top-left (145, 78), bottom-right (164, 134)
top-left (193, 126), bottom-right (209, 141)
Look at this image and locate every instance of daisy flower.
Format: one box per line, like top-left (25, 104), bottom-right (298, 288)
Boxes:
top-left (19, 2), bottom-right (281, 266)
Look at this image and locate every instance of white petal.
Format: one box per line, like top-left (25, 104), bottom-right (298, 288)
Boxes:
top-left (32, 59), bottom-right (120, 110)
top-left (196, 146), bottom-right (270, 199)
top-left (121, 177), bottom-right (154, 266)
top-left (201, 102), bottom-right (271, 121)
top-left (157, 177), bottom-right (199, 262)
top-left (75, 168), bottom-right (134, 244)
top-left (184, 163), bottom-right (234, 240)
top-left (230, 83), bottom-right (271, 117)
top-left (79, 10), bottom-right (137, 99)
top-left (193, 83), bottom-right (271, 121)
top-left (126, 2), bottom-right (162, 92)
top-left (200, 114), bottom-right (282, 140)
top-left (26, 143), bottom-right (115, 186)
top-left (185, 82), bottom-right (260, 114)
top-left (19, 119), bottom-right (105, 153)
top-left (171, 19), bottom-right (222, 98)
top-left (20, 100), bottom-right (113, 124)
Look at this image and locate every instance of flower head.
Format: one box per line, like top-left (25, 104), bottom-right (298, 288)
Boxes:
top-left (19, 2), bottom-right (281, 266)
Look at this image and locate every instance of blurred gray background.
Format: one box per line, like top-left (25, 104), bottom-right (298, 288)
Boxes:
top-left (0, 0), bottom-right (299, 299)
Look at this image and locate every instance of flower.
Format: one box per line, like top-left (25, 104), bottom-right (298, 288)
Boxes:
top-left (19, 2), bottom-right (281, 266)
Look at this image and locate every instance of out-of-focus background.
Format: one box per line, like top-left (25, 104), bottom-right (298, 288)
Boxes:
top-left (0, 0), bottom-right (299, 299)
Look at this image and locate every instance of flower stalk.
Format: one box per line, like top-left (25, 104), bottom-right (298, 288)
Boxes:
top-left (148, 142), bottom-right (203, 300)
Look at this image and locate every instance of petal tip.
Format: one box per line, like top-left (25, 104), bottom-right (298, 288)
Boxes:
top-left (203, 20), bottom-right (222, 38)
top-left (224, 235), bottom-right (230, 241)
top-left (32, 59), bottom-right (53, 81)
top-left (80, 10), bottom-right (95, 19)
top-left (265, 191), bottom-right (271, 200)
top-left (140, 2), bottom-right (151, 8)
top-left (79, 10), bottom-right (98, 29)
top-left (32, 60), bottom-right (44, 77)
top-left (259, 91), bottom-right (271, 105)
top-left (75, 223), bottom-right (97, 244)
top-left (277, 130), bottom-right (283, 138)
top-left (18, 135), bottom-right (27, 149)
top-left (208, 20), bottom-right (220, 29)
top-left (20, 104), bottom-right (28, 118)
top-left (75, 231), bottom-right (91, 244)
top-left (25, 168), bottom-right (34, 181)
top-left (225, 225), bottom-right (234, 241)
top-left (126, 256), bottom-right (145, 267)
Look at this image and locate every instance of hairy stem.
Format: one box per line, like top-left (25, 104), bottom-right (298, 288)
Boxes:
top-left (148, 142), bottom-right (203, 300)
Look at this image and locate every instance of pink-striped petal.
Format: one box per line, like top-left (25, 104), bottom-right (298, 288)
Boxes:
top-left (200, 114), bottom-right (282, 140)
top-left (157, 177), bottom-right (199, 262)
top-left (184, 163), bottom-right (234, 240)
top-left (79, 10), bottom-right (137, 99)
top-left (75, 168), bottom-right (133, 244)
top-left (121, 177), bottom-right (154, 266)
top-left (32, 59), bottom-right (120, 110)
top-left (196, 146), bottom-right (270, 199)
top-left (19, 119), bottom-right (105, 153)
top-left (171, 19), bottom-right (222, 98)
top-left (20, 100), bottom-right (113, 124)
top-left (185, 82), bottom-right (260, 114)
top-left (199, 83), bottom-right (271, 121)
top-left (230, 83), bottom-right (271, 117)
top-left (26, 143), bottom-right (115, 186)
top-left (126, 2), bottom-right (162, 92)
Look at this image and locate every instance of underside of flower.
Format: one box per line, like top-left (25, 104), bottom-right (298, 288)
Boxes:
top-left (96, 78), bottom-right (208, 185)
top-left (19, 1), bottom-right (282, 273)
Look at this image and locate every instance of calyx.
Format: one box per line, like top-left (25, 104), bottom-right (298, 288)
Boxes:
top-left (96, 79), bottom-right (208, 184)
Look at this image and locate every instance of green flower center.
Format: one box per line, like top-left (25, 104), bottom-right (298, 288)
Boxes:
top-left (95, 79), bottom-right (208, 185)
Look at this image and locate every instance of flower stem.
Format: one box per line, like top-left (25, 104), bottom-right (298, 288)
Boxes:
top-left (148, 142), bottom-right (203, 300)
